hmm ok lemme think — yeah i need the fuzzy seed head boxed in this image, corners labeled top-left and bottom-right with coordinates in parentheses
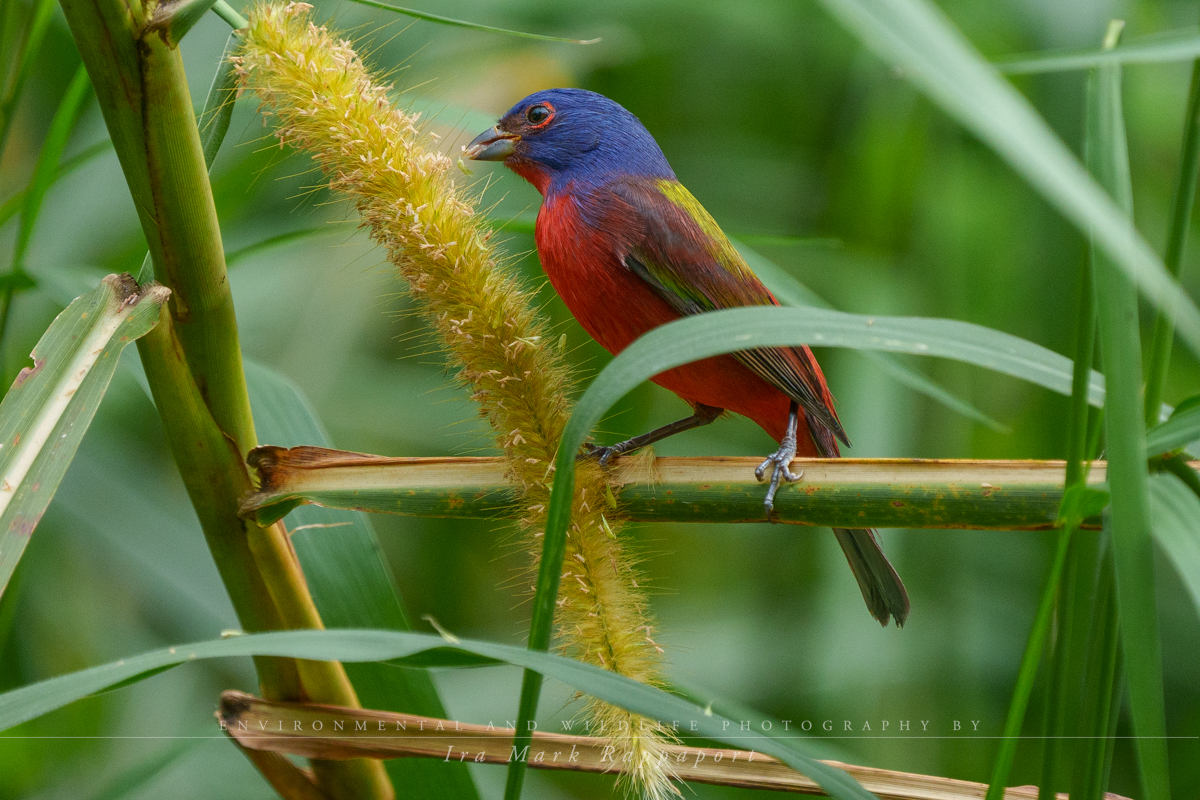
top-left (238, 5), bottom-right (676, 796)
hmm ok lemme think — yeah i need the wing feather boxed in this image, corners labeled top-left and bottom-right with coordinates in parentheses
top-left (605, 176), bottom-right (849, 446)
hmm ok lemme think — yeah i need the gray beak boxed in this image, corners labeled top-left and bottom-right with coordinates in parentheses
top-left (464, 126), bottom-right (519, 161)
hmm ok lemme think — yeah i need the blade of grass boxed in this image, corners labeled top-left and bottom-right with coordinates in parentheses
top-left (0, 629), bottom-right (877, 800)
top-left (999, 27), bottom-right (1200, 74)
top-left (1037, 52), bottom-right (1108, 790)
top-left (813, 0), bottom-right (1200, 362)
top-left (735, 240), bottom-right (1009, 433)
top-left (1145, 38), bottom-right (1200, 426)
top-left (510, 299), bottom-right (1115, 800)
top-left (1148, 472), bottom-right (1200, 614)
top-left (983, 487), bottom-right (1074, 800)
top-left (0, 140), bottom-right (113, 228)
top-left (245, 362), bottom-right (480, 800)
top-left (1146, 403), bottom-right (1200, 455)
top-left (0, 275), bottom-right (169, 598)
top-left (1, 64), bottom-right (92, 363)
top-left (0, 0), bottom-right (54, 156)
top-left (1087, 22), bottom-right (1171, 800)
top-left (340, 0), bottom-right (599, 44)
top-left (1069, 537), bottom-right (1122, 800)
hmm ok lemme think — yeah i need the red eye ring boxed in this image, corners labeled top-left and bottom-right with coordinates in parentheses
top-left (525, 102), bottom-right (555, 128)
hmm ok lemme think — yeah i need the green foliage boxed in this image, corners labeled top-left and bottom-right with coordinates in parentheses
top-left (0, 629), bottom-right (876, 800)
top-left (0, 275), bottom-right (168, 598)
top-left (1, 0), bottom-right (1196, 798)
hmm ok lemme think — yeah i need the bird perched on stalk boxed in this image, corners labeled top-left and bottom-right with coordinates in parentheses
top-left (465, 88), bottom-right (909, 626)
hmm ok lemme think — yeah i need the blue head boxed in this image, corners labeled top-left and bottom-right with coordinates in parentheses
top-left (464, 88), bottom-right (675, 195)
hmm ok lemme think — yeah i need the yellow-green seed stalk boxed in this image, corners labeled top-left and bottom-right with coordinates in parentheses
top-left (237, 4), bottom-right (675, 795)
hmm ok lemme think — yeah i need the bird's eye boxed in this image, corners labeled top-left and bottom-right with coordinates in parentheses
top-left (525, 104), bottom-right (553, 126)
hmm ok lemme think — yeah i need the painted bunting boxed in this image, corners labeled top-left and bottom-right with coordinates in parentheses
top-left (466, 89), bottom-right (909, 626)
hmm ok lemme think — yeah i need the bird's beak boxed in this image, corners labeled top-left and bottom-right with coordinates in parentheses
top-left (463, 126), bottom-right (519, 161)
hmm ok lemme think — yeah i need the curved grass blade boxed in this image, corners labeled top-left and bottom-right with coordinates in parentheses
top-left (813, 0), bottom-right (1200, 363)
top-left (511, 302), bottom-right (1113, 800)
top-left (1086, 30), bottom-right (1170, 800)
top-left (999, 28), bottom-right (1200, 75)
top-left (245, 362), bottom-right (480, 800)
top-left (0, 275), bottom-right (169, 599)
top-left (0, 0), bottom-right (55, 156)
top-left (10, 65), bottom-right (92, 272)
top-left (0, 140), bottom-right (113, 228)
top-left (1144, 41), bottom-right (1200, 424)
top-left (226, 226), bottom-right (336, 266)
top-left (735, 241), bottom-right (1010, 433)
top-left (0, 629), bottom-right (875, 800)
top-left (1148, 473), bottom-right (1200, 615)
top-left (342, 0), bottom-right (599, 44)
top-left (1146, 403), bottom-right (1200, 456)
top-left (198, 32), bottom-right (240, 169)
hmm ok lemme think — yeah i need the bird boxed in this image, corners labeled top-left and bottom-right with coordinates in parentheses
top-left (465, 88), bottom-right (909, 627)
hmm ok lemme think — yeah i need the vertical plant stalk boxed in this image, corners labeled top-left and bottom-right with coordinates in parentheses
top-left (1087, 20), bottom-right (1171, 800)
top-left (56, 2), bottom-right (392, 798)
top-left (236, 4), bottom-right (674, 796)
top-left (1144, 42), bottom-right (1200, 425)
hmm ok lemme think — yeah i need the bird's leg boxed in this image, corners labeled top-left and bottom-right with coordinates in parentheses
top-left (755, 401), bottom-right (804, 516)
top-left (580, 404), bottom-right (723, 467)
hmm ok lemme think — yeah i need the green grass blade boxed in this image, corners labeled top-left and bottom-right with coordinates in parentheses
top-left (198, 32), bottom-right (239, 170)
top-left (1148, 472), bottom-right (1200, 615)
top-left (225, 226), bottom-right (336, 266)
top-left (1146, 403), bottom-right (1200, 455)
top-left (1069, 537), bottom-right (1122, 800)
top-left (244, 362), bottom-right (480, 800)
top-left (999, 27), bottom-right (1200, 74)
top-left (1087, 26), bottom-right (1171, 800)
top-left (984, 523), bottom-right (1073, 800)
top-left (0, 629), bottom-right (877, 800)
top-left (0, 275), bottom-right (169, 599)
top-left (342, 0), bottom-right (599, 44)
top-left (1145, 50), bottom-right (1200, 424)
top-left (10, 64), bottom-right (92, 272)
top-left (735, 241), bottom-right (1010, 433)
top-left (514, 301), bottom-right (1114, 800)
top-left (0, 140), bottom-right (113, 228)
top-left (814, 0), bottom-right (1200, 362)
top-left (0, 0), bottom-right (54, 156)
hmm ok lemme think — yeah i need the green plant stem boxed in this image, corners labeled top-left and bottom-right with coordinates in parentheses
top-left (1144, 48), bottom-right (1200, 426)
top-left (57, 3), bottom-right (392, 798)
top-left (1069, 544), bottom-right (1122, 800)
top-left (984, 527), bottom-right (1072, 800)
top-left (1088, 20), bottom-right (1171, 800)
top-left (211, 0), bottom-right (248, 30)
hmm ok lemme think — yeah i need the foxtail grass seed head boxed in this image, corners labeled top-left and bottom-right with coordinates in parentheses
top-left (237, 4), bottom-right (675, 796)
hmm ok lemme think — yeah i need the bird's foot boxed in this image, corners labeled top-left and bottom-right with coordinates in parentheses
top-left (755, 437), bottom-right (803, 516)
top-left (578, 442), bottom-right (620, 467)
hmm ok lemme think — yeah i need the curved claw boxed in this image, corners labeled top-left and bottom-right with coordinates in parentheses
top-left (758, 448), bottom-right (803, 517)
top-left (577, 442), bottom-right (618, 466)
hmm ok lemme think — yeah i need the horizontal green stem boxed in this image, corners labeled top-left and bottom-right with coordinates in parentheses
top-left (242, 447), bottom-right (1115, 531)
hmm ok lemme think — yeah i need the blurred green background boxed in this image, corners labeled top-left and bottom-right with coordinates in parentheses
top-left (0, 0), bottom-right (1196, 798)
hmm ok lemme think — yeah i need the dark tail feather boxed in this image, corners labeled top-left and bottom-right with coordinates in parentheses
top-left (832, 528), bottom-right (910, 627)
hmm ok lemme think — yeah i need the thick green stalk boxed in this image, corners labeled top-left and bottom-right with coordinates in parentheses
top-left (1145, 50), bottom-right (1200, 425)
top-left (57, 3), bottom-right (392, 798)
top-left (1088, 21), bottom-right (1171, 800)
